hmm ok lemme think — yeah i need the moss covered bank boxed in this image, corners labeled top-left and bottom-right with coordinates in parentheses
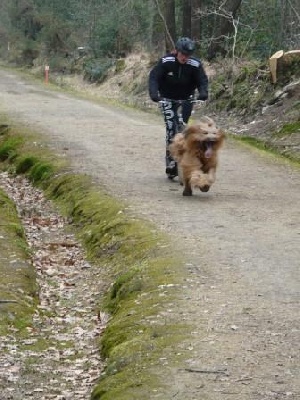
top-left (0, 115), bottom-right (196, 399)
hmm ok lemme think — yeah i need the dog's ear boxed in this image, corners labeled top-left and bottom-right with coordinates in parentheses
top-left (199, 116), bottom-right (215, 126)
top-left (169, 133), bottom-right (186, 160)
top-left (183, 125), bottom-right (199, 137)
top-left (198, 116), bottom-right (217, 131)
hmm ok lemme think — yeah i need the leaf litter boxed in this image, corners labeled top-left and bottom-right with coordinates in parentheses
top-left (0, 172), bottom-right (109, 399)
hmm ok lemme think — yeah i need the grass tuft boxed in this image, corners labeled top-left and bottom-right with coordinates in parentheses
top-left (15, 156), bottom-right (39, 174)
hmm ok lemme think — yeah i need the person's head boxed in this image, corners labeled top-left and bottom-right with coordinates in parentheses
top-left (175, 37), bottom-right (195, 64)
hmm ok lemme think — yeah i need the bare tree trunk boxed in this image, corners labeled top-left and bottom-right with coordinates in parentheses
top-left (191, 0), bottom-right (202, 41)
top-left (152, 0), bottom-right (176, 52)
top-left (164, 0), bottom-right (176, 51)
top-left (207, 0), bottom-right (242, 60)
top-left (182, 0), bottom-right (192, 37)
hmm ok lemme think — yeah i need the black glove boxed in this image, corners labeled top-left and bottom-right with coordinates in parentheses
top-left (150, 93), bottom-right (161, 103)
top-left (197, 91), bottom-right (208, 101)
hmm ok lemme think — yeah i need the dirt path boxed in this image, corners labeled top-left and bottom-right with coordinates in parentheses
top-left (0, 69), bottom-right (299, 399)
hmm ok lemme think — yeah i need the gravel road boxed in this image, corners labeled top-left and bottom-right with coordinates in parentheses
top-left (0, 69), bottom-right (299, 399)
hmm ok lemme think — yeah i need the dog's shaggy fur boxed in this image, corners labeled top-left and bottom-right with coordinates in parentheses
top-left (169, 116), bottom-right (225, 196)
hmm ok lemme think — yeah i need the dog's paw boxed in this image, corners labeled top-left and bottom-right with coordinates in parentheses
top-left (183, 187), bottom-right (193, 196)
top-left (200, 185), bottom-right (210, 192)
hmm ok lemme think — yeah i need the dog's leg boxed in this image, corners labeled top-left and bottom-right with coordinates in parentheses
top-left (183, 189), bottom-right (193, 196)
top-left (180, 166), bottom-right (193, 195)
top-left (183, 180), bottom-right (193, 196)
top-left (208, 168), bottom-right (216, 183)
top-left (200, 168), bottom-right (216, 192)
top-left (189, 167), bottom-right (217, 192)
top-left (178, 165), bottom-right (184, 186)
top-left (190, 171), bottom-right (210, 192)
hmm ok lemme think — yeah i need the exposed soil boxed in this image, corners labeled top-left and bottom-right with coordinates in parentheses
top-left (0, 67), bottom-right (299, 399)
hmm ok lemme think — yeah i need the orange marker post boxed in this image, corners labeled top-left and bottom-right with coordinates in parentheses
top-left (45, 65), bottom-right (50, 84)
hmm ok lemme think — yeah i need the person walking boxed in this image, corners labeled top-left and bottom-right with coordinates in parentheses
top-left (149, 37), bottom-right (209, 179)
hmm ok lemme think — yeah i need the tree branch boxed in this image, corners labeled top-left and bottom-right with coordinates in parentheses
top-left (153, 0), bottom-right (175, 49)
top-left (287, 0), bottom-right (300, 23)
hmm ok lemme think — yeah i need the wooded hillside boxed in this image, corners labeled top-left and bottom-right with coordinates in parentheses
top-left (0, 0), bottom-right (299, 74)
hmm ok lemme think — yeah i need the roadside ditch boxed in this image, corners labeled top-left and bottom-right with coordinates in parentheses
top-left (0, 120), bottom-right (191, 399)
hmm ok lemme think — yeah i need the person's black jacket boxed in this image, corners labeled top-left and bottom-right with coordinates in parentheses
top-left (149, 53), bottom-right (208, 102)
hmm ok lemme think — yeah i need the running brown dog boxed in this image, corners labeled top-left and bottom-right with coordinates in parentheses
top-left (169, 116), bottom-right (225, 196)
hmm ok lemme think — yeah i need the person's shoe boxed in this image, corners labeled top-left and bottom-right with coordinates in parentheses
top-left (167, 173), bottom-right (176, 180)
top-left (166, 161), bottom-right (178, 178)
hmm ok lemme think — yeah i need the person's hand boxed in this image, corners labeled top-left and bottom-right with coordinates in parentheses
top-left (197, 91), bottom-right (208, 101)
top-left (150, 93), bottom-right (161, 102)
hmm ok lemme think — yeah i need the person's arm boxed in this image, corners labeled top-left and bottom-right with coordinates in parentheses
top-left (149, 60), bottom-right (164, 102)
top-left (196, 62), bottom-right (209, 101)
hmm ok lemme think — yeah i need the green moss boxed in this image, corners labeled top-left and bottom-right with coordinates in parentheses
top-left (0, 124), bottom-right (65, 182)
top-left (234, 135), bottom-right (269, 149)
top-left (16, 155), bottom-right (39, 174)
top-left (232, 134), bottom-right (300, 165)
top-left (0, 189), bottom-right (38, 335)
top-left (0, 124), bottom-right (10, 135)
top-left (108, 267), bottom-right (143, 309)
top-left (29, 161), bottom-right (54, 182)
top-left (91, 368), bottom-right (159, 400)
top-left (46, 173), bottom-right (168, 264)
top-left (273, 121), bottom-right (300, 138)
top-left (92, 317), bottom-right (190, 398)
top-left (0, 136), bottom-right (23, 161)
top-left (115, 58), bottom-right (126, 74)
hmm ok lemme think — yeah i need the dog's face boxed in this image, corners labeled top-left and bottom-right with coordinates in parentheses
top-left (183, 117), bottom-right (225, 159)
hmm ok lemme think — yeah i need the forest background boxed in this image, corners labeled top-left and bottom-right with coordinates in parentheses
top-left (0, 0), bottom-right (299, 77)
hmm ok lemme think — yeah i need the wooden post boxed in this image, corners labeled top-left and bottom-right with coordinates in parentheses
top-left (269, 50), bottom-right (283, 84)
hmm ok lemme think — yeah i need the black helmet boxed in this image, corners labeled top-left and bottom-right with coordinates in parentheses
top-left (175, 37), bottom-right (195, 55)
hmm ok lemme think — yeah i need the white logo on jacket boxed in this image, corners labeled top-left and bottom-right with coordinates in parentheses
top-left (187, 59), bottom-right (200, 68)
top-left (162, 56), bottom-right (176, 63)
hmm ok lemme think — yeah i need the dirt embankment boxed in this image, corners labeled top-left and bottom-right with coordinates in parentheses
top-left (57, 53), bottom-right (300, 162)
